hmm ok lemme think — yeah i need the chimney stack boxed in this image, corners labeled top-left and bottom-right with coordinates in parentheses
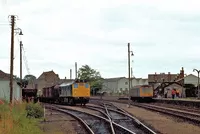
top-left (154, 72), bottom-right (157, 82)
top-left (168, 72), bottom-right (171, 82)
top-left (180, 67), bottom-right (184, 78)
top-left (70, 69), bottom-right (72, 79)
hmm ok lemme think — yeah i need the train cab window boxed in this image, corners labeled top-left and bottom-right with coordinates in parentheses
top-left (74, 83), bottom-right (78, 88)
top-left (85, 83), bottom-right (89, 88)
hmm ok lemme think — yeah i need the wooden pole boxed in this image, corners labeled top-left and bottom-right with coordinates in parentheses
top-left (9, 15), bottom-right (15, 104)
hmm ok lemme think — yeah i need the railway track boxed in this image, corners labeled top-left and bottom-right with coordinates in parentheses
top-left (132, 103), bottom-right (200, 125)
top-left (90, 99), bottom-right (200, 125)
top-left (86, 102), bottom-right (156, 134)
top-left (150, 102), bottom-right (200, 114)
top-left (45, 103), bottom-right (156, 134)
top-left (45, 104), bottom-right (95, 134)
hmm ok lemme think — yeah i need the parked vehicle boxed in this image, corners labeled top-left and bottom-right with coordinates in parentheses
top-left (130, 85), bottom-right (153, 102)
top-left (38, 79), bottom-right (90, 105)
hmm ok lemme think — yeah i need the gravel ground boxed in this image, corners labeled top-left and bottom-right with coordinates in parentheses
top-left (62, 105), bottom-right (102, 115)
top-left (91, 96), bottom-right (200, 134)
top-left (39, 109), bottom-right (88, 134)
top-left (111, 102), bottom-right (200, 134)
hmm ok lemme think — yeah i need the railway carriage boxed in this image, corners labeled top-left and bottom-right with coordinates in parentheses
top-left (130, 85), bottom-right (153, 102)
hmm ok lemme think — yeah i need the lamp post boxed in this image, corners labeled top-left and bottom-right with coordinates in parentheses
top-left (127, 43), bottom-right (134, 108)
top-left (193, 69), bottom-right (200, 99)
top-left (15, 28), bottom-right (24, 83)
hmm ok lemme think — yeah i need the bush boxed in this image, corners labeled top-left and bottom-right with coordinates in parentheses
top-left (26, 103), bottom-right (44, 118)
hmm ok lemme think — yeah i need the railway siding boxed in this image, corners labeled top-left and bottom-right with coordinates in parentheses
top-left (110, 102), bottom-right (200, 134)
top-left (39, 109), bottom-right (87, 134)
top-left (90, 98), bottom-right (200, 134)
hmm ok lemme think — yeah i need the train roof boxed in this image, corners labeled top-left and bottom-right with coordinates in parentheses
top-left (59, 81), bottom-right (74, 87)
top-left (42, 79), bottom-right (89, 89)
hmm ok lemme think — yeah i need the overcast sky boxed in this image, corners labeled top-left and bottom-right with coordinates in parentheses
top-left (0, 0), bottom-right (200, 79)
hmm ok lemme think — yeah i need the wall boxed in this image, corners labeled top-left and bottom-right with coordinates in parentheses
top-left (102, 79), bottom-right (119, 93)
top-left (0, 80), bottom-right (21, 102)
top-left (102, 77), bottom-right (148, 93)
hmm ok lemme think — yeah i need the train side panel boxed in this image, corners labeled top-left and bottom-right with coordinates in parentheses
top-left (129, 87), bottom-right (140, 97)
top-left (59, 85), bottom-right (72, 97)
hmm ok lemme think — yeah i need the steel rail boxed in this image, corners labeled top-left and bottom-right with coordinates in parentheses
top-left (104, 103), bottom-right (116, 134)
top-left (45, 105), bottom-right (95, 134)
top-left (132, 103), bottom-right (200, 125)
top-left (48, 104), bottom-right (136, 134)
top-left (86, 104), bottom-right (156, 134)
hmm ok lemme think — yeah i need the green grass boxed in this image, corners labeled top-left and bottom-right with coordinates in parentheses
top-left (0, 102), bottom-right (44, 134)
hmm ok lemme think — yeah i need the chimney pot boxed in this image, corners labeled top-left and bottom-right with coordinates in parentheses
top-left (65, 77), bottom-right (66, 79)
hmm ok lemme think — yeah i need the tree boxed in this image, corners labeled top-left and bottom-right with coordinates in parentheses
top-left (13, 75), bottom-right (20, 81)
top-left (24, 74), bottom-right (36, 82)
top-left (78, 65), bottom-right (103, 94)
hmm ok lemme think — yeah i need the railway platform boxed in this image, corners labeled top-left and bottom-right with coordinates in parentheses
top-left (153, 98), bottom-right (200, 108)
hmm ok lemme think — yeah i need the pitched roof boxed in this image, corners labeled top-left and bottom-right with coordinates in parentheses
top-left (0, 70), bottom-right (10, 80)
top-left (148, 74), bottom-right (178, 83)
top-left (37, 70), bottom-right (60, 79)
top-left (174, 74), bottom-right (199, 82)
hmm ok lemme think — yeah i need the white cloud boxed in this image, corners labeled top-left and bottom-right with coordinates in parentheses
top-left (0, 0), bottom-right (200, 79)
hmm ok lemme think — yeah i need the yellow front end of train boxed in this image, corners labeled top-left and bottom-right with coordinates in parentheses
top-left (139, 85), bottom-right (153, 97)
top-left (72, 82), bottom-right (90, 97)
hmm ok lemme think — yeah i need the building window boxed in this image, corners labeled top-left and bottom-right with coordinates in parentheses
top-left (120, 88), bottom-right (122, 90)
top-left (125, 82), bottom-right (128, 85)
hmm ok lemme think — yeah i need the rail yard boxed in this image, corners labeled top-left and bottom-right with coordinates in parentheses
top-left (2, 1), bottom-right (200, 134)
top-left (39, 96), bottom-right (200, 134)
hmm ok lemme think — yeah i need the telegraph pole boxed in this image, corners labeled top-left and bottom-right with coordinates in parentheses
top-left (70, 69), bottom-right (72, 79)
top-left (128, 43), bottom-right (131, 107)
top-left (75, 62), bottom-right (77, 79)
top-left (127, 43), bottom-right (134, 107)
top-left (131, 67), bottom-right (133, 88)
top-left (20, 41), bottom-right (23, 83)
top-left (20, 41), bottom-right (23, 99)
top-left (9, 15), bottom-right (16, 104)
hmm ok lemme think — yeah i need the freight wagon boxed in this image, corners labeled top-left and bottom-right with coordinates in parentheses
top-left (130, 85), bottom-right (153, 102)
top-left (38, 79), bottom-right (90, 105)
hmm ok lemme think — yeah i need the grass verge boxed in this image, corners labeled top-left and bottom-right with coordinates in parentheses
top-left (0, 101), bottom-right (44, 134)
